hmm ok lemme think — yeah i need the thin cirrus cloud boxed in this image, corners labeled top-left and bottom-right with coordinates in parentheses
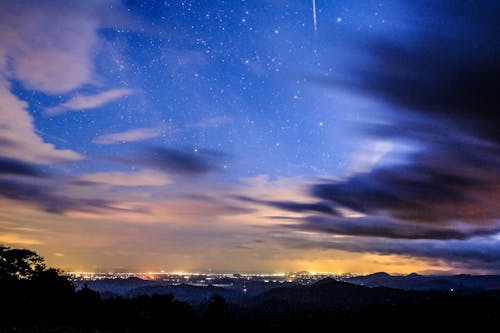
top-left (0, 168), bottom-right (154, 215)
top-left (45, 88), bottom-right (135, 116)
top-left (79, 170), bottom-right (171, 187)
top-left (115, 146), bottom-right (227, 176)
top-left (0, 161), bottom-right (167, 214)
top-left (235, 195), bottom-right (338, 216)
top-left (140, 146), bottom-right (226, 175)
top-left (93, 127), bottom-right (162, 145)
top-left (0, 233), bottom-right (44, 246)
top-left (0, 178), bottom-right (115, 214)
top-left (93, 116), bottom-right (232, 146)
top-left (284, 216), bottom-right (500, 241)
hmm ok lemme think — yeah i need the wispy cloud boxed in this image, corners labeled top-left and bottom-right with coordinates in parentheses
top-left (93, 127), bottom-right (162, 144)
top-left (346, 140), bottom-right (392, 176)
top-left (109, 146), bottom-right (229, 176)
top-left (92, 117), bottom-right (231, 147)
top-left (284, 216), bottom-right (500, 241)
top-left (46, 88), bottom-right (135, 115)
top-left (127, 146), bottom-right (227, 175)
top-left (79, 170), bottom-right (171, 187)
top-left (235, 195), bottom-right (338, 215)
top-left (0, 233), bottom-right (44, 246)
top-left (0, 178), bottom-right (115, 214)
top-left (0, 1), bottom-right (130, 164)
top-left (0, 79), bottom-right (82, 164)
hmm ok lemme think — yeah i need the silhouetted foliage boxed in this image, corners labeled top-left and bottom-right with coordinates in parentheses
top-left (0, 245), bottom-right (46, 280)
top-left (204, 293), bottom-right (230, 320)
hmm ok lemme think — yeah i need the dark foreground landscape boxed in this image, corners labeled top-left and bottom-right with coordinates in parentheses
top-left (1, 245), bottom-right (500, 332)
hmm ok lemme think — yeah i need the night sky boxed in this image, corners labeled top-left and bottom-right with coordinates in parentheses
top-left (1, 0), bottom-right (499, 274)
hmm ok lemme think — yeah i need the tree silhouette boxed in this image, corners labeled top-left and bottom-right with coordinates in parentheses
top-left (204, 293), bottom-right (231, 323)
top-left (0, 245), bottom-right (46, 280)
top-left (0, 245), bottom-right (76, 328)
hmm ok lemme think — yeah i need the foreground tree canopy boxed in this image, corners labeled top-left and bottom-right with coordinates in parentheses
top-left (0, 245), bottom-right (47, 280)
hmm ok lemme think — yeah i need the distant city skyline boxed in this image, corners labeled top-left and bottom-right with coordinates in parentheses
top-left (1, 1), bottom-right (499, 274)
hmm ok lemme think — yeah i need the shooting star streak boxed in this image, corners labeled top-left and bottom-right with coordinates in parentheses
top-left (312, 0), bottom-right (317, 31)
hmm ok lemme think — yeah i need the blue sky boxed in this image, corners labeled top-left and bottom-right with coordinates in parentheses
top-left (0, 0), bottom-right (499, 274)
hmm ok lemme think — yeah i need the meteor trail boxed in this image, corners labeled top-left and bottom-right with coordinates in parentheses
top-left (312, 0), bottom-right (317, 31)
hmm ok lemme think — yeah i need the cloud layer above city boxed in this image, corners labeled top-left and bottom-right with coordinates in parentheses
top-left (0, 0), bottom-right (499, 274)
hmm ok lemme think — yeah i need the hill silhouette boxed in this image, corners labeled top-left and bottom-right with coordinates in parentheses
top-left (347, 272), bottom-right (500, 290)
top-left (248, 277), bottom-right (419, 315)
top-left (236, 276), bottom-right (500, 332)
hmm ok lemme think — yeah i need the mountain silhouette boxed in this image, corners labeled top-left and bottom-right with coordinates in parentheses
top-left (347, 272), bottom-right (500, 290)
